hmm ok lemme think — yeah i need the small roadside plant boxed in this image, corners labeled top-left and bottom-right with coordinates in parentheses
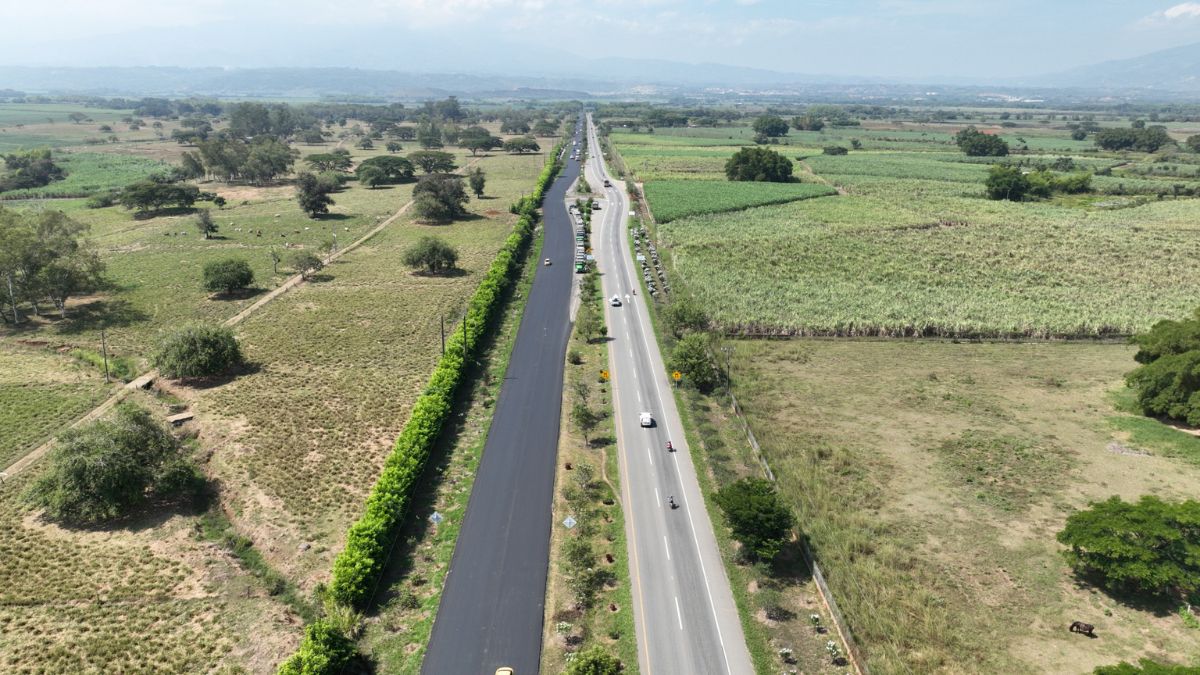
top-left (152, 323), bottom-right (243, 379)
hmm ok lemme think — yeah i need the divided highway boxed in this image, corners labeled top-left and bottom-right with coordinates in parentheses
top-left (422, 119), bottom-right (584, 675)
top-left (583, 115), bottom-right (754, 674)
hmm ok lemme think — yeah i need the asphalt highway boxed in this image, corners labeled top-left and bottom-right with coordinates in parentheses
top-left (584, 114), bottom-right (755, 675)
top-left (422, 117), bottom-right (585, 675)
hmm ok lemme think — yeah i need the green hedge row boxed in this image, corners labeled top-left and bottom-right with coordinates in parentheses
top-left (277, 143), bottom-right (564, 674)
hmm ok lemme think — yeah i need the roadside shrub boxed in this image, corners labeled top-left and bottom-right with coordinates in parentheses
top-left (202, 258), bottom-right (254, 295)
top-left (152, 323), bottom-right (243, 379)
top-left (715, 478), bottom-right (794, 563)
top-left (277, 619), bottom-right (356, 675)
top-left (322, 143), bottom-right (564, 614)
top-left (1057, 495), bottom-right (1200, 599)
top-left (24, 404), bottom-right (199, 525)
top-left (566, 645), bottom-right (622, 675)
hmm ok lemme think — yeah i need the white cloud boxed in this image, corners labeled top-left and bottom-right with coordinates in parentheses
top-left (1138, 2), bottom-right (1200, 26)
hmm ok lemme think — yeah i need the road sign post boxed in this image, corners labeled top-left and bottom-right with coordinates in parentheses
top-left (672, 370), bottom-right (682, 387)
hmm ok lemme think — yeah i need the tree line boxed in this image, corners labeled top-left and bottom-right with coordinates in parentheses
top-left (0, 207), bottom-right (103, 323)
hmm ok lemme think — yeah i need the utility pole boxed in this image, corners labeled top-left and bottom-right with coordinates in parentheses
top-left (100, 326), bottom-right (111, 383)
top-left (440, 314), bottom-right (445, 355)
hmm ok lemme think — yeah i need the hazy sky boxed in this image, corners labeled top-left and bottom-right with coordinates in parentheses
top-left (4, 0), bottom-right (1200, 79)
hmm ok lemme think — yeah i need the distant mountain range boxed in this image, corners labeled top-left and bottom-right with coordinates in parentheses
top-left (1030, 41), bottom-right (1200, 92)
top-left (3, 40), bottom-right (1200, 100)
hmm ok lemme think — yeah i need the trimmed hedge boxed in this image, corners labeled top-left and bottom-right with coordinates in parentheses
top-left (277, 141), bottom-right (565, 673)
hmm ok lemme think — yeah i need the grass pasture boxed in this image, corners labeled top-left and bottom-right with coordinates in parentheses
top-left (728, 339), bottom-right (1200, 673)
top-left (0, 151), bottom-right (169, 199)
top-left (643, 179), bottom-right (836, 222)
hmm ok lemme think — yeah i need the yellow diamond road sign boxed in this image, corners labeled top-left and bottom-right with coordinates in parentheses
top-left (672, 371), bottom-right (682, 381)
top-left (600, 370), bottom-right (610, 381)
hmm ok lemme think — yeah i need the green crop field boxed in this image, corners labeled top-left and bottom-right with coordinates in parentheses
top-left (610, 122), bottom-right (1200, 337)
top-left (0, 151), bottom-right (169, 199)
top-left (0, 345), bottom-right (114, 470)
top-left (725, 339), bottom-right (1200, 673)
top-left (643, 179), bottom-right (836, 222)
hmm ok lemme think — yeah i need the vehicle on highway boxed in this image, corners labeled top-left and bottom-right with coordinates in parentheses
top-left (668, 495), bottom-right (678, 509)
top-left (666, 440), bottom-right (673, 451)
top-left (603, 179), bottom-right (612, 187)
top-left (544, 258), bottom-right (551, 266)
top-left (610, 295), bottom-right (622, 307)
top-left (639, 412), bottom-right (653, 427)
top-left (591, 201), bottom-right (602, 210)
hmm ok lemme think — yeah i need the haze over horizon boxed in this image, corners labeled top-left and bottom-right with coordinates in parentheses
top-left (5, 0), bottom-right (1200, 82)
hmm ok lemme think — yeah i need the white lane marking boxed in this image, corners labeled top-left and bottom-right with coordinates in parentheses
top-left (593, 118), bottom-right (736, 675)
top-left (654, 487), bottom-right (660, 505)
top-left (675, 596), bottom-right (684, 631)
top-left (664, 535), bottom-right (671, 561)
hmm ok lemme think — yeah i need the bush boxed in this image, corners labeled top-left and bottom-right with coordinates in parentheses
top-left (276, 619), bottom-right (356, 675)
top-left (668, 333), bottom-right (723, 393)
top-left (715, 478), bottom-right (794, 562)
top-left (202, 258), bottom-right (254, 295)
top-left (152, 323), bottom-right (243, 379)
top-left (822, 146), bottom-right (848, 155)
top-left (1057, 495), bottom-right (1200, 599)
top-left (566, 645), bottom-right (622, 675)
top-left (412, 174), bottom-right (469, 222)
top-left (402, 236), bottom-right (459, 275)
top-left (291, 251), bottom-right (324, 279)
top-left (23, 404), bottom-right (198, 525)
top-left (1126, 309), bottom-right (1200, 425)
top-left (955, 126), bottom-right (1009, 157)
top-left (725, 146), bottom-right (793, 183)
top-left (85, 191), bottom-right (118, 209)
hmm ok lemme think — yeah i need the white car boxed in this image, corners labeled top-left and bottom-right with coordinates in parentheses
top-left (610, 295), bottom-right (622, 307)
top-left (639, 412), bottom-right (654, 427)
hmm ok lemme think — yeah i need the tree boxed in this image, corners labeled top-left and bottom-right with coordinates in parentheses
top-left (417, 123), bottom-right (443, 149)
top-left (277, 619), bottom-right (357, 675)
top-left (296, 172), bottom-right (334, 218)
top-left (985, 164), bottom-right (1030, 201)
top-left (668, 332), bottom-right (723, 393)
top-left (241, 138), bottom-right (299, 183)
top-left (401, 236), bottom-right (459, 274)
top-left (355, 155), bottom-right (414, 184)
top-left (1071, 128), bottom-right (1088, 141)
top-left (532, 118), bottom-right (560, 137)
top-left (357, 165), bottom-right (386, 189)
top-left (23, 404), bottom-right (199, 525)
top-left (715, 478), bottom-right (794, 562)
top-left (459, 128), bottom-right (502, 156)
top-left (571, 402), bottom-right (601, 446)
top-left (1094, 126), bottom-right (1174, 153)
top-left (502, 136), bottom-right (540, 153)
top-left (662, 296), bottom-right (708, 338)
top-left (1, 148), bottom-right (66, 193)
top-left (304, 150), bottom-right (353, 173)
top-left (202, 258), bottom-right (254, 295)
top-left (792, 114), bottom-right (825, 132)
top-left (386, 140), bottom-right (402, 153)
top-left (1131, 310), bottom-right (1200, 364)
top-left (194, 209), bottom-right (218, 239)
top-left (1125, 350), bottom-right (1200, 426)
top-left (270, 248), bottom-right (281, 275)
top-left (566, 646), bottom-right (622, 675)
top-left (407, 150), bottom-right (457, 174)
top-left (153, 323), bottom-right (243, 379)
top-left (119, 180), bottom-right (200, 213)
top-left (955, 126), bottom-right (1009, 157)
top-left (179, 151), bottom-right (205, 179)
top-left (291, 251), bottom-right (324, 279)
top-left (467, 167), bottom-right (485, 197)
top-left (356, 137), bottom-right (374, 150)
top-left (724, 146), bottom-right (793, 182)
top-left (412, 174), bottom-right (469, 222)
top-left (1057, 495), bottom-right (1200, 600)
top-left (1187, 135), bottom-right (1200, 153)
top-left (0, 208), bottom-right (103, 321)
top-left (752, 115), bottom-right (790, 138)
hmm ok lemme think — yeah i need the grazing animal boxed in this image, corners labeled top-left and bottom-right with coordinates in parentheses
top-left (1068, 621), bottom-right (1095, 637)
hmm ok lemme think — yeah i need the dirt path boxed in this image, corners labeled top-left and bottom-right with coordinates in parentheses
top-left (2, 157), bottom-right (484, 480)
top-left (797, 160), bottom-right (848, 195)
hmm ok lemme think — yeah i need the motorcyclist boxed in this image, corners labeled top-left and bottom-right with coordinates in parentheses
top-left (666, 440), bottom-right (673, 451)
top-left (668, 496), bottom-right (677, 509)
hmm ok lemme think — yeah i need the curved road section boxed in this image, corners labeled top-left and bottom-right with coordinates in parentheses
top-left (422, 119), bottom-right (584, 675)
top-left (584, 115), bottom-right (754, 674)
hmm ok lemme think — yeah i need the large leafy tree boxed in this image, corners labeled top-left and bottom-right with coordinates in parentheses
top-left (1126, 309), bottom-right (1200, 425)
top-left (502, 136), bottom-right (540, 154)
top-left (355, 155), bottom-right (414, 184)
top-left (1057, 495), bottom-right (1200, 600)
top-left (153, 323), bottom-right (243, 379)
top-left (202, 258), bottom-right (254, 295)
top-left (304, 150), bottom-right (353, 173)
top-left (724, 146), bottom-right (793, 182)
top-left (119, 181), bottom-right (201, 213)
top-left (407, 150), bottom-right (457, 174)
top-left (0, 207), bottom-right (104, 321)
top-left (715, 478), bottom-right (795, 562)
top-left (412, 174), bottom-right (469, 222)
top-left (459, 127), bottom-right (502, 156)
top-left (752, 115), bottom-right (790, 138)
top-left (295, 172), bottom-right (335, 218)
top-left (955, 126), bottom-right (1009, 157)
top-left (24, 404), bottom-right (199, 525)
top-left (401, 236), bottom-right (459, 274)
top-left (668, 332), bottom-right (723, 393)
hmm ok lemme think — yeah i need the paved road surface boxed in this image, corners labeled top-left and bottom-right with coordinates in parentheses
top-left (584, 115), bottom-right (755, 675)
top-left (422, 118), bottom-right (584, 675)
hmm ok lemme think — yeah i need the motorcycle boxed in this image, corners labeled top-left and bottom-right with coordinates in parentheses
top-left (668, 496), bottom-right (678, 509)
top-left (666, 440), bottom-right (674, 452)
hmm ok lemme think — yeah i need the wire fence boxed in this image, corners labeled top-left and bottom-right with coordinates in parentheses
top-left (729, 393), bottom-right (869, 675)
